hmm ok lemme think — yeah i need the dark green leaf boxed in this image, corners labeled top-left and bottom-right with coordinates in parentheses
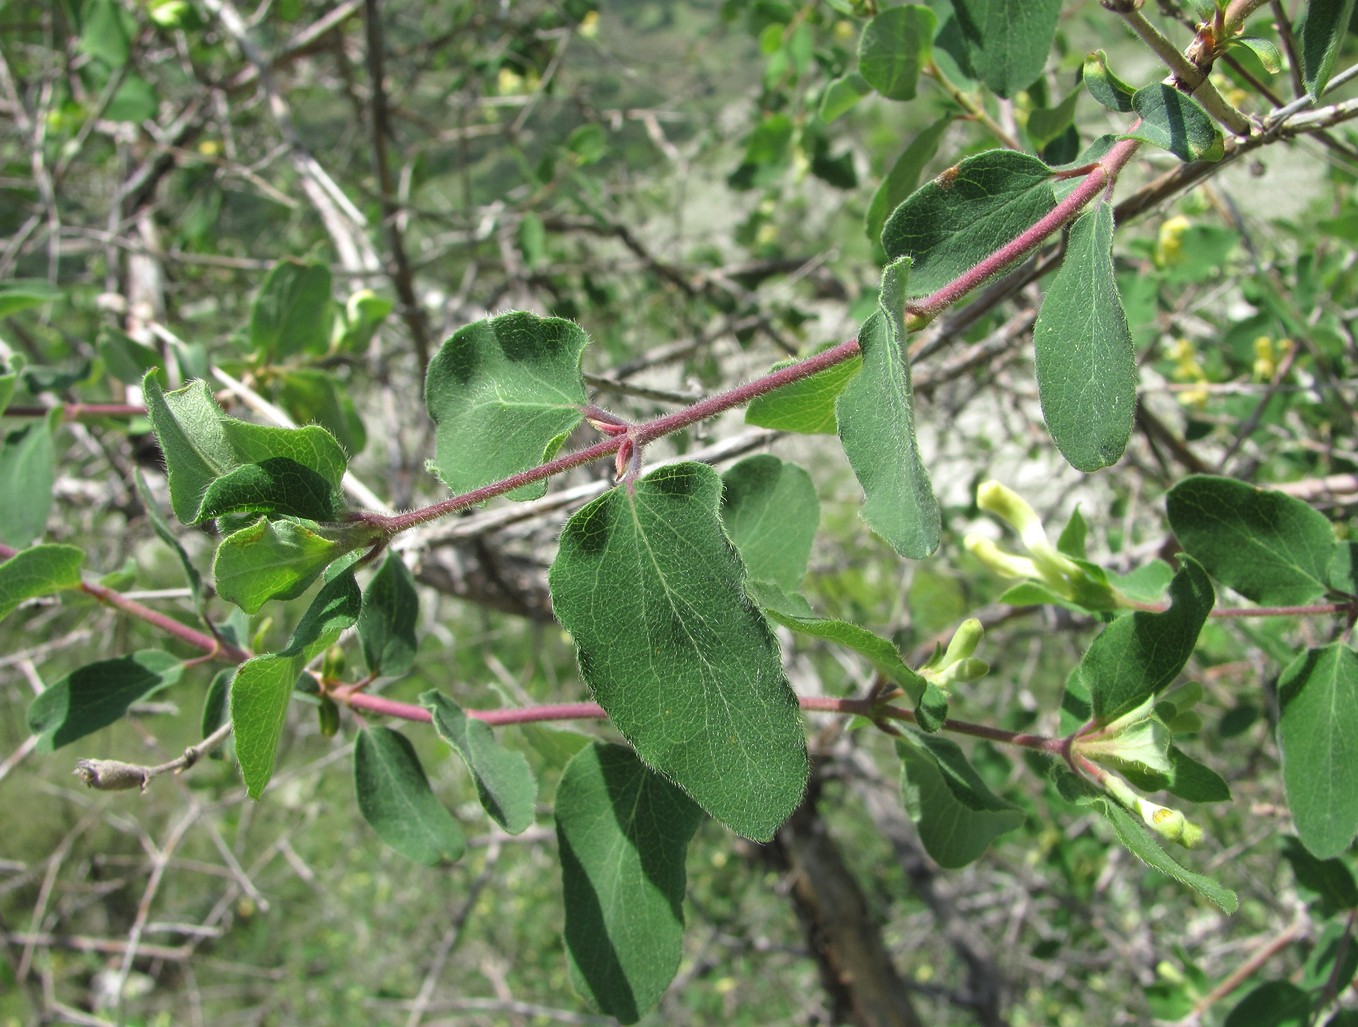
top-left (882, 150), bottom-right (1056, 297)
top-left (951, 0), bottom-right (1061, 97)
top-left (720, 455), bottom-right (819, 594)
top-left (198, 457), bottom-right (343, 522)
top-left (0, 408), bottom-right (58, 547)
top-left (1281, 835), bottom-right (1358, 916)
top-left (1221, 981), bottom-right (1312, 1027)
top-left (276, 368), bottom-right (367, 456)
top-left (857, 6), bottom-right (935, 101)
top-left (1083, 559), bottom-right (1214, 724)
top-left (1027, 88), bottom-right (1081, 148)
top-left (555, 743), bottom-right (703, 1024)
top-left (1056, 507), bottom-right (1088, 560)
top-left (1126, 85), bottom-right (1224, 162)
top-left (1083, 50), bottom-right (1136, 113)
top-left (354, 727), bottom-right (466, 865)
top-left (1165, 747), bottom-right (1231, 804)
top-left (213, 518), bottom-right (357, 614)
top-left (1298, 0), bottom-right (1357, 99)
top-left (549, 463), bottom-right (808, 841)
top-left (421, 691), bottom-right (537, 834)
top-left (425, 311), bottom-right (588, 501)
top-left (898, 733), bottom-right (1023, 867)
top-left (744, 351), bottom-right (861, 434)
top-left (1034, 201), bottom-right (1136, 471)
top-left (358, 551), bottom-right (419, 677)
top-left (201, 668), bottom-right (231, 740)
top-left (28, 650), bottom-right (182, 751)
top-left (836, 257), bottom-right (940, 558)
top-left (0, 543), bottom-right (84, 623)
top-left (282, 571), bottom-right (361, 661)
top-left (866, 114), bottom-right (952, 245)
top-left (1330, 541), bottom-right (1358, 596)
top-left (249, 259), bottom-right (333, 360)
top-left (1278, 643), bottom-right (1358, 858)
top-left (1167, 476), bottom-right (1334, 605)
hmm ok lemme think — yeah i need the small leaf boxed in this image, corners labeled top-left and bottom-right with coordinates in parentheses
top-left (819, 72), bottom-right (871, 123)
top-left (1298, 0), bottom-right (1357, 99)
top-left (354, 727), bottom-right (466, 865)
top-left (213, 518), bottom-right (357, 614)
top-left (897, 733), bottom-right (1022, 868)
top-left (1083, 559), bottom-right (1214, 725)
top-left (1083, 50), bottom-right (1136, 113)
top-left (1231, 35), bottom-right (1284, 75)
top-left (865, 114), bottom-right (952, 245)
top-left (143, 373), bottom-right (348, 525)
top-left (282, 571), bottom-right (361, 661)
top-left (744, 351), bottom-right (861, 434)
top-left (249, 259), bottom-right (333, 361)
top-left (720, 455), bottom-right (819, 594)
top-left (358, 551), bottom-right (420, 677)
top-left (79, 0), bottom-right (131, 66)
top-left (276, 368), bottom-right (367, 456)
top-left (857, 5), bottom-right (935, 101)
top-left (231, 653), bottom-right (303, 798)
top-left (1281, 836), bottom-right (1358, 916)
top-left (1034, 201), bottom-right (1136, 471)
top-left (198, 458), bottom-right (344, 522)
top-left (135, 470), bottom-right (204, 607)
top-left (1126, 85), bottom-right (1224, 162)
top-left (882, 150), bottom-right (1056, 297)
top-left (1278, 643), bottom-right (1358, 858)
top-left (1221, 981), bottom-right (1312, 1027)
top-left (421, 691), bottom-right (537, 834)
top-left (1026, 88), bottom-right (1081, 148)
top-left (425, 311), bottom-right (588, 501)
top-left (549, 463), bottom-right (808, 841)
top-left (556, 743), bottom-right (704, 1024)
top-left (28, 650), bottom-right (182, 751)
top-left (0, 407), bottom-right (58, 547)
top-left (0, 543), bottom-right (84, 623)
top-left (1167, 476), bottom-right (1335, 605)
top-left (836, 257), bottom-right (940, 558)
top-left (951, 0), bottom-right (1061, 97)
top-left (1165, 747), bottom-right (1231, 804)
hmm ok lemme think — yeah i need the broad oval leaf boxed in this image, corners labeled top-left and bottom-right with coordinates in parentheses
top-left (354, 727), bottom-right (466, 865)
top-left (951, 0), bottom-right (1061, 98)
top-left (898, 732), bottom-right (1022, 867)
top-left (358, 550), bottom-right (420, 677)
top-left (548, 462), bottom-right (808, 841)
top-left (836, 257), bottom-right (940, 558)
top-left (1082, 558), bottom-right (1214, 725)
top-left (1167, 476), bottom-right (1335, 605)
top-left (0, 543), bottom-right (84, 623)
top-left (555, 742), bottom-right (704, 1024)
top-left (1034, 201), bottom-right (1136, 472)
top-left (421, 690), bottom-right (537, 834)
top-left (213, 517), bottom-right (356, 614)
top-left (1126, 85), bottom-right (1224, 163)
top-left (425, 311), bottom-right (588, 501)
top-left (28, 650), bottom-right (182, 751)
top-left (857, 5), bottom-right (935, 102)
top-left (249, 259), bottom-right (333, 361)
top-left (1278, 644), bottom-right (1358, 859)
top-left (720, 455), bottom-right (819, 594)
top-left (881, 150), bottom-right (1056, 297)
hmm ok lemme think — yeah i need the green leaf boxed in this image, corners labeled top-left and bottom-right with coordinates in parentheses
top-left (836, 257), bottom-right (940, 558)
top-left (198, 458), bottom-right (345, 522)
top-left (249, 259), bottom-right (333, 361)
top-left (0, 407), bottom-right (58, 547)
top-left (358, 551), bottom-right (419, 677)
top-left (425, 311), bottom-right (588, 501)
top-left (857, 5), bottom-right (935, 101)
top-left (1083, 50), bottom-right (1136, 113)
top-left (0, 280), bottom-right (62, 319)
top-left (276, 368), bottom-right (367, 456)
top-left (421, 691), bottom-right (537, 834)
top-left (135, 469), bottom-right (204, 606)
top-left (865, 114), bottom-right (951, 245)
top-left (881, 150), bottom-right (1056, 297)
top-left (1165, 747), bottom-right (1231, 804)
top-left (0, 543), bottom-right (84, 623)
top-left (1281, 836), bottom-right (1358, 916)
top-left (213, 518), bottom-right (356, 614)
top-left (1167, 476), bottom-right (1335, 605)
top-left (1027, 88), bottom-right (1081, 148)
top-left (1059, 771), bottom-right (1237, 911)
top-left (282, 571), bottom-right (361, 661)
top-left (951, 0), bottom-right (1061, 97)
top-left (1126, 85), bottom-right (1224, 162)
top-left (230, 653), bottom-right (302, 798)
top-left (1298, 0), bottom-right (1357, 99)
top-left (354, 727), bottom-right (466, 865)
top-left (1034, 201), bottom-right (1136, 472)
top-left (1231, 35), bottom-right (1284, 75)
top-left (819, 72), bottom-right (871, 123)
top-left (98, 328), bottom-right (161, 385)
top-left (744, 351), bottom-right (861, 434)
top-left (79, 0), bottom-right (131, 66)
top-left (28, 650), bottom-right (182, 751)
top-left (143, 373), bottom-right (348, 524)
top-left (549, 463), bottom-right (808, 841)
top-left (720, 455), bottom-right (819, 594)
top-left (1278, 643), bottom-right (1358, 858)
top-left (0, 357), bottom-right (20, 417)
top-left (897, 733), bottom-right (1023, 868)
top-left (1330, 541), bottom-right (1358, 596)
top-left (1222, 981), bottom-right (1312, 1027)
top-left (555, 743), bottom-right (704, 1024)
top-left (1083, 559), bottom-right (1214, 724)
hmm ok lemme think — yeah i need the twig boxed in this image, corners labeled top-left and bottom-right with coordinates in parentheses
top-left (72, 721), bottom-right (235, 794)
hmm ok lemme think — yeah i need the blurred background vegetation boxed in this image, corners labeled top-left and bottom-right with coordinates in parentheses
top-left (2, 0), bottom-right (1357, 1024)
